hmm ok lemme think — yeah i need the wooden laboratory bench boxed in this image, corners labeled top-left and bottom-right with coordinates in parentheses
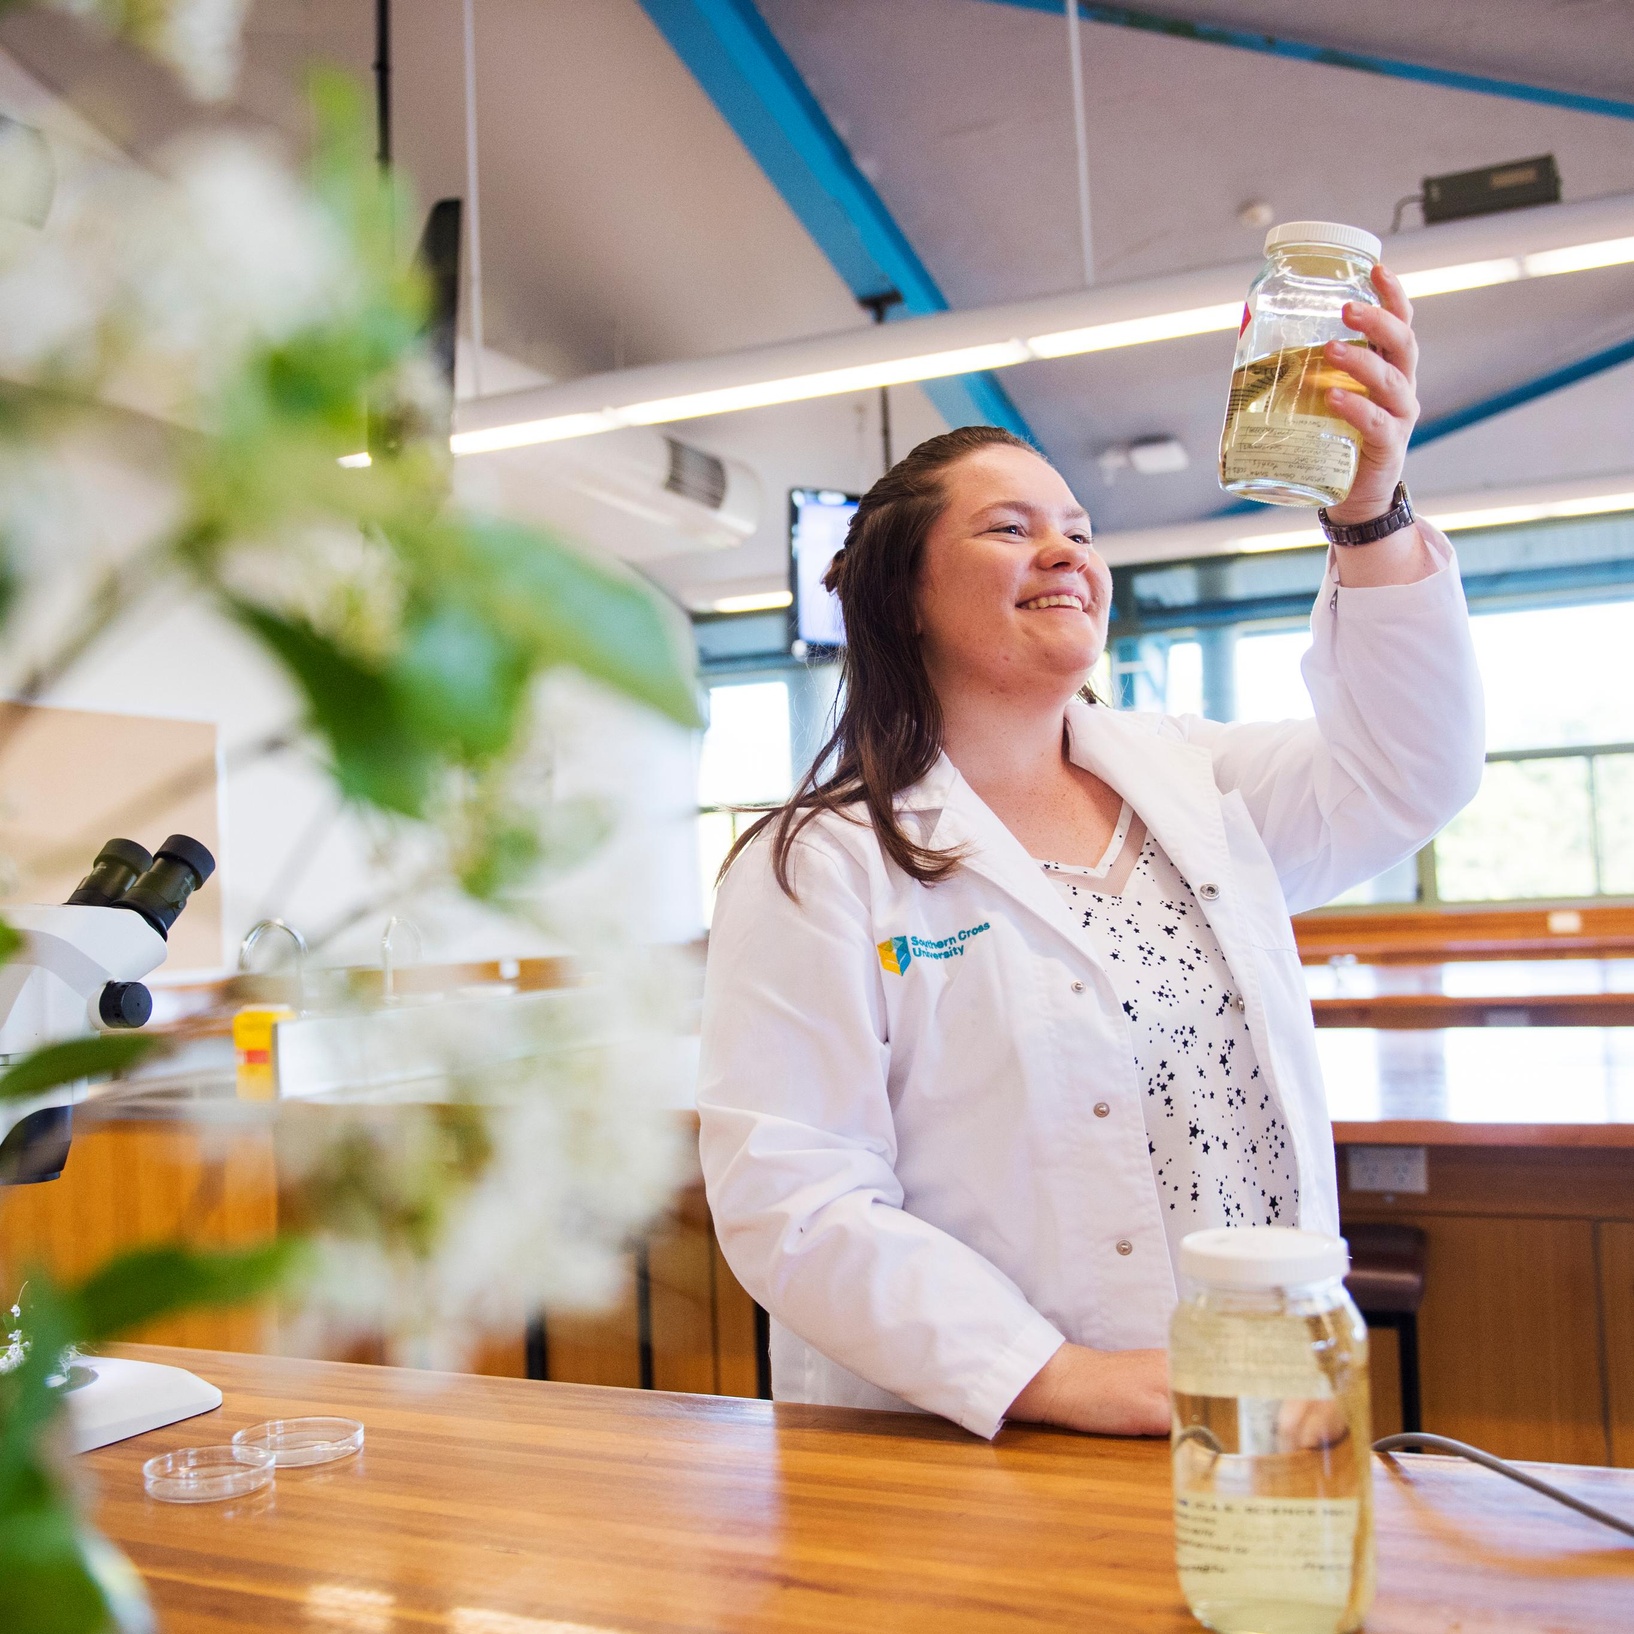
top-left (1327, 1026), bottom-right (1634, 1469)
top-left (1295, 901), bottom-right (1634, 965)
top-left (8, 1027), bottom-right (1632, 1476)
top-left (89, 1345), bottom-right (1634, 1634)
top-left (1308, 958), bottom-right (1634, 1030)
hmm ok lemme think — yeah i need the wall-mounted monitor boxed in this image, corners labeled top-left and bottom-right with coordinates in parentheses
top-left (789, 488), bottom-right (857, 654)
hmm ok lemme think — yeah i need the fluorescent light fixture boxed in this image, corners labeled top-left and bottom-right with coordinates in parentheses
top-left (622, 342), bottom-right (1034, 425)
top-left (1428, 489), bottom-right (1634, 532)
top-left (451, 219), bottom-right (1634, 455)
top-left (452, 410), bottom-right (623, 456)
top-left (337, 451), bottom-right (372, 468)
top-left (1235, 526), bottom-right (1327, 554)
top-left (451, 343), bottom-right (1033, 455)
top-left (1028, 302), bottom-right (1243, 358)
top-left (709, 590), bottom-right (793, 614)
top-left (1396, 258), bottom-right (1522, 298)
top-left (1232, 488), bottom-right (1634, 556)
top-left (1521, 234), bottom-right (1634, 278)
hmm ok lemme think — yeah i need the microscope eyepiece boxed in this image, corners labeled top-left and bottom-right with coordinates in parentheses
top-left (113, 833), bottom-right (216, 940)
top-left (66, 838), bottom-right (154, 908)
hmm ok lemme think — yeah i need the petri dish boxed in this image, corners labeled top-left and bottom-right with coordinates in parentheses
top-left (143, 1444), bottom-right (275, 1503)
top-left (232, 1416), bottom-right (364, 1467)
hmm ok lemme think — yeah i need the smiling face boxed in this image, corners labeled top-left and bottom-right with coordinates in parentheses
top-left (915, 443), bottom-right (1111, 708)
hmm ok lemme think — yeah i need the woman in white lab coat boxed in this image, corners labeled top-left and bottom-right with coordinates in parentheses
top-left (697, 266), bottom-right (1483, 1440)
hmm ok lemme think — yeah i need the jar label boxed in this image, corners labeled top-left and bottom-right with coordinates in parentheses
top-left (1171, 1329), bottom-right (1335, 1399)
top-left (1176, 1492), bottom-right (1359, 1605)
top-left (1221, 416), bottom-right (1357, 495)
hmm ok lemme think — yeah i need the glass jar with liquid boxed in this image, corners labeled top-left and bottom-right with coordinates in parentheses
top-left (1170, 1227), bottom-right (1374, 1634)
top-left (1218, 222), bottom-right (1382, 507)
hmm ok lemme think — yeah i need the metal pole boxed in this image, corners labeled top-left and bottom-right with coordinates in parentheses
top-left (859, 290), bottom-right (903, 471)
top-left (462, 0), bottom-right (486, 397)
top-left (1064, 0), bottom-right (1094, 284)
top-left (373, 0), bottom-right (391, 169)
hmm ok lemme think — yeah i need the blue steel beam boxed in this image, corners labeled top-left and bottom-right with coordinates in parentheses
top-left (985, 1), bottom-right (1634, 122)
top-left (1411, 333), bottom-right (1634, 448)
top-left (635, 0), bottom-right (1036, 439)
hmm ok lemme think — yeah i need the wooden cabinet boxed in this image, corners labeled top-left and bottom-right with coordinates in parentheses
top-left (1341, 1144), bottom-right (1634, 1466)
top-left (13, 1121), bottom-right (1630, 1468)
top-left (0, 1122), bottom-right (276, 1351)
top-left (507, 1184), bottom-right (763, 1399)
top-left (1602, 1221), bottom-right (1634, 1468)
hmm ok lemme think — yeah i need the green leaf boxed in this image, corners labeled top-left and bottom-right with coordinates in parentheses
top-left (67, 1240), bottom-right (300, 1344)
top-left (0, 912), bottom-right (21, 967)
top-left (0, 1506), bottom-right (112, 1634)
top-left (450, 519), bottom-right (701, 728)
top-left (229, 601), bottom-right (436, 816)
top-left (393, 601), bottom-right (531, 760)
top-left (0, 1034), bottom-right (165, 1104)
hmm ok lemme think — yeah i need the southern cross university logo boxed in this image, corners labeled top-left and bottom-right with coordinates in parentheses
top-left (877, 922), bottom-right (989, 974)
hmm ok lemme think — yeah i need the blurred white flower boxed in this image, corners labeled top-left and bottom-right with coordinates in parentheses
top-left (275, 976), bottom-right (688, 1367)
top-left (156, 0), bottom-right (253, 101)
top-left (0, 133), bottom-right (352, 422)
top-left (47, 0), bottom-right (251, 102)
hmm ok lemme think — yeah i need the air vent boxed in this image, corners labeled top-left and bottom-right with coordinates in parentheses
top-left (665, 438), bottom-right (729, 510)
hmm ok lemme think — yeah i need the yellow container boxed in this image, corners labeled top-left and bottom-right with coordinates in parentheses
top-left (232, 1005), bottom-right (295, 1100)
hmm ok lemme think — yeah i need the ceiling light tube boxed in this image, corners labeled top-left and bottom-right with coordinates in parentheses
top-left (1233, 490), bottom-right (1634, 556)
top-left (1094, 474), bottom-right (1634, 567)
top-left (450, 195), bottom-right (1634, 455)
top-left (708, 590), bottom-right (793, 614)
top-left (1026, 301), bottom-right (1244, 359)
top-left (452, 410), bottom-right (624, 456)
top-left (1396, 258), bottom-right (1523, 298)
top-left (1521, 235), bottom-right (1634, 278)
top-left (618, 342), bottom-right (1035, 426)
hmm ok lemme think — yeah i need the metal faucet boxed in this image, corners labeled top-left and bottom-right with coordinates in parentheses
top-left (380, 916), bottom-right (423, 1005)
top-left (238, 918), bottom-right (308, 1009)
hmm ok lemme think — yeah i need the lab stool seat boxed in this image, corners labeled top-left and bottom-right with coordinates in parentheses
top-left (1344, 1221), bottom-right (1427, 1434)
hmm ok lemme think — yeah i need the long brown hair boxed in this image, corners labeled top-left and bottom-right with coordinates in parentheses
top-left (722, 424), bottom-right (1065, 897)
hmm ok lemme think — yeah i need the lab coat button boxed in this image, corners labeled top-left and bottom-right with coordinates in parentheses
top-left (1115, 1238), bottom-right (1134, 1256)
top-left (1231, 993), bottom-right (1246, 1011)
top-left (1071, 980), bottom-right (1086, 993)
top-left (1093, 1101), bottom-right (1111, 1118)
top-left (1198, 882), bottom-right (1221, 901)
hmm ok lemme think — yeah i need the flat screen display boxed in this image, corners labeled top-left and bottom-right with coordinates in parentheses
top-left (789, 488), bottom-right (857, 651)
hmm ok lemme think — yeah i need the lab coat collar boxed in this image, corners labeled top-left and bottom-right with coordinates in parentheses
top-left (900, 701), bottom-right (1232, 929)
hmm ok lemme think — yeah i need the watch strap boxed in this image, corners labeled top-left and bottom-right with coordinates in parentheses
top-left (1319, 482), bottom-right (1414, 546)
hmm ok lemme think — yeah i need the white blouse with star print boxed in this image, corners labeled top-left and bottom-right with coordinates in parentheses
top-left (1039, 802), bottom-right (1299, 1272)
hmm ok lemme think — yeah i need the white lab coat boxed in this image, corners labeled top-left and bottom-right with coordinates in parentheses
top-left (697, 532), bottom-right (1483, 1439)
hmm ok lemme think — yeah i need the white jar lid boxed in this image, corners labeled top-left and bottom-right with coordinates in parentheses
top-left (1179, 1226), bottom-right (1350, 1289)
top-left (1264, 220), bottom-right (1382, 262)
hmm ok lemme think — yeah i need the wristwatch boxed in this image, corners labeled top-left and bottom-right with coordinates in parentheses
top-left (1319, 482), bottom-right (1414, 546)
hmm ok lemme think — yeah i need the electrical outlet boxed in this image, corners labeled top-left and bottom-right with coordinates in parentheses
top-left (1347, 1145), bottom-right (1428, 1195)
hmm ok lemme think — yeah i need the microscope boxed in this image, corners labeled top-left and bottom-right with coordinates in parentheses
top-left (0, 833), bottom-right (215, 1180)
top-left (0, 834), bottom-right (226, 1450)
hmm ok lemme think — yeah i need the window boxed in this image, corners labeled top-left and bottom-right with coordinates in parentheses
top-left (1234, 629), bottom-right (1314, 722)
top-left (1433, 599), bottom-right (1634, 902)
top-left (1106, 509), bottom-right (1634, 907)
top-left (696, 680), bottom-right (793, 925)
top-left (1155, 640), bottom-right (1202, 715)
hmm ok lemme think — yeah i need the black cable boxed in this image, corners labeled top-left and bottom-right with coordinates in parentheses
top-left (1374, 1433), bottom-right (1634, 1542)
top-left (1389, 192), bottom-right (1422, 234)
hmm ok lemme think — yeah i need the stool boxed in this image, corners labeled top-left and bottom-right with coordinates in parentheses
top-left (1343, 1222), bottom-right (1426, 1434)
